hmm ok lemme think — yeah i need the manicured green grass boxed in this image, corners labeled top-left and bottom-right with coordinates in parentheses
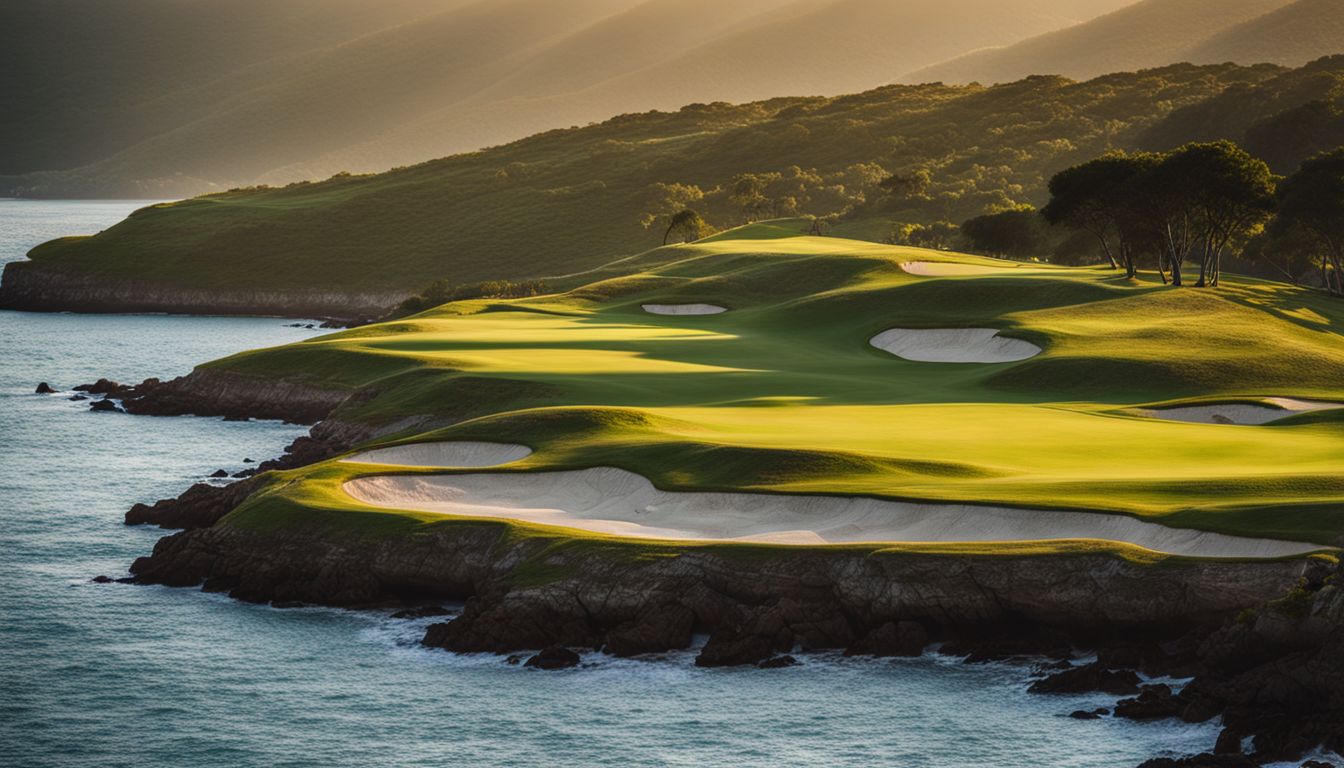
top-left (208, 227), bottom-right (1344, 550)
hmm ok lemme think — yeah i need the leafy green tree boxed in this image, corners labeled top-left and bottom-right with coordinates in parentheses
top-left (879, 169), bottom-right (931, 206)
top-left (1041, 153), bottom-right (1153, 277)
top-left (663, 209), bottom-right (710, 244)
top-left (1274, 148), bottom-right (1344, 296)
top-left (960, 209), bottom-right (1048, 259)
top-left (1176, 141), bottom-right (1276, 287)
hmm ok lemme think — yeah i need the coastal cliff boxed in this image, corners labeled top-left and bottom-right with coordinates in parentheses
top-left (0, 261), bottom-right (406, 321)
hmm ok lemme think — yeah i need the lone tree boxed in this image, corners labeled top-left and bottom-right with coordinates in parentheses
top-left (1274, 147), bottom-right (1344, 296)
top-left (1041, 153), bottom-right (1153, 278)
top-left (663, 209), bottom-right (709, 245)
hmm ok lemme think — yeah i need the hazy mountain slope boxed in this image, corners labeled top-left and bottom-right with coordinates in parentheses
top-left (0, 0), bottom-right (451, 176)
top-left (280, 0), bottom-right (1134, 184)
top-left (908, 0), bottom-right (1294, 84)
top-left (1185, 0), bottom-right (1344, 67)
top-left (4, 0), bottom-right (1131, 198)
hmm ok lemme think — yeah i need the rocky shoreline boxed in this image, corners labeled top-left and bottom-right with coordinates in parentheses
top-left (101, 367), bottom-right (1343, 767)
top-left (0, 261), bottom-right (403, 322)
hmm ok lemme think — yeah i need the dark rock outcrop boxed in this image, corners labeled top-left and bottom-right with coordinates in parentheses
top-left (391, 605), bottom-right (453, 620)
top-left (1029, 662), bottom-right (1142, 695)
top-left (126, 478), bottom-right (267, 530)
top-left (89, 398), bottom-right (122, 412)
top-left (35, 382), bottom-right (55, 394)
top-left (846, 620), bottom-right (929, 658)
top-left (524, 646), bottom-right (581, 670)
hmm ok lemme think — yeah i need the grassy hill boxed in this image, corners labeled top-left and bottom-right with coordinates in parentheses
top-left (1, 0), bottom-right (1128, 198)
top-left (190, 227), bottom-right (1344, 550)
top-left (908, 0), bottom-right (1298, 84)
top-left (14, 60), bottom-right (1339, 316)
top-left (1185, 0), bottom-right (1344, 68)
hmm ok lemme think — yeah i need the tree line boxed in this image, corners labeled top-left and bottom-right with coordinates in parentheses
top-left (1040, 142), bottom-right (1344, 294)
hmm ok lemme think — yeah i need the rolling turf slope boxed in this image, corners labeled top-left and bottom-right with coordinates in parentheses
top-left (201, 225), bottom-right (1344, 554)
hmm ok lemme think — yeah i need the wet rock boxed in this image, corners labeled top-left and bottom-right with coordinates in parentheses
top-left (91, 575), bottom-right (115, 584)
top-left (695, 607), bottom-right (793, 668)
top-left (524, 646), bottom-right (581, 670)
top-left (1214, 728), bottom-right (1243, 755)
top-left (75, 378), bottom-right (130, 397)
top-left (1029, 661), bottom-right (1142, 695)
top-left (847, 620), bottom-right (929, 658)
top-left (69, 394), bottom-right (88, 401)
top-left (505, 654), bottom-right (524, 665)
top-left (391, 605), bottom-right (453, 620)
top-left (35, 382), bottom-right (55, 394)
top-left (1136, 754), bottom-right (1256, 768)
top-left (942, 623), bottom-right (1072, 662)
top-left (604, 603), bottom-right (694, 657)
top-left (1070, 708), bottom-right (1109, 720)
top-left (242, 458), bottom-right (254, 463)
top-left (757, 655), bottom-right (799, 669)
top-left (231, 470), bottom-right (254, 479)
top-left (209, 469), bottom-right (229, 478)
top-left (89, 398), bottom-right (123, 413)
top-left (1116, 684), bottom-right (1183, 721)
top-left (125, 478), bottom-right (264, 529)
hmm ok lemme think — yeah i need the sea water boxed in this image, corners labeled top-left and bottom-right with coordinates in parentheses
top-left (0, 200), bottom-right (1227, 767)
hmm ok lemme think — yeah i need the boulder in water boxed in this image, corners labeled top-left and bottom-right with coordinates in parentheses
top-left (35, 382), bottom-right (55, 394)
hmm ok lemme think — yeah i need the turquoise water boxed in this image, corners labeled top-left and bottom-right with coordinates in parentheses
top-left (0, 201), bottom-right (1225, 767)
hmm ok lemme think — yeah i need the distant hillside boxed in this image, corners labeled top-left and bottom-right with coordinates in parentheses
top-left (1138, 55), bottom-right (1344, 172)
top-left (1185, 0), bottom-right (1344, 67)
top-left (908, 0), bottom-right (1296, 84)
top-left (1, 0), bottom-right (1128, 198)
top-left (11, 60), bottom-right (1341, 319)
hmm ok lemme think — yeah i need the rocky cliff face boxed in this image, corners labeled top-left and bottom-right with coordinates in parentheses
top-left (129, 515), bottom-right (1312, 656)
top-left (0, 261), bottom-right (407, 321)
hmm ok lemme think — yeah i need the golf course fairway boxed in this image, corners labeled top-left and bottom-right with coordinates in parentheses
top-left (169, 223), bottom-right (1344, 556)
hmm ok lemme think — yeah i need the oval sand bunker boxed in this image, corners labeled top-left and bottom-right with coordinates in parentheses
top-left (343, 468), bottom-right (1321, 558)
top-left (901, 261), bottom-right (1021, 277)
top-left (642, 304), bottom-right (727, 316)
top-left (341, 441), bottom-right (532, 468)
top-left (871, 328), bottom-right (1041, 364)
top-left (1141, 398), bottom-right (1344, 426)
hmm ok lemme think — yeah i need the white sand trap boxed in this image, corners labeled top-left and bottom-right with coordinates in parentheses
top-left (901, 261), bottom-right (1021, 276)
top-left (1141, 399), bottom-right (1344, 426)
top-left (344, 467), bottom-right (1321, 558)
top-left (341, 441), bottom-right (531, 468)
top-left (870, 328), bottom-right (1042, 363)
top-left (642, 303), bottom-right (728, 316)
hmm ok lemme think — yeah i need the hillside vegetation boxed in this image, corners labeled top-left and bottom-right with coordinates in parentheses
top-left (1, 0), bottom-right (1126, 198)
top-left (14, 60), bottom-right (1344, 311)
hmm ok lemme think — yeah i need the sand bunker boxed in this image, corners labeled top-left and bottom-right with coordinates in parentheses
top-left (344, 467), bottom-right (1320, 558)
top-left (870, 328), bottom-right (1041, 364)
top-left (642, 304), bottom-right (728, 316)
top-left (901, 261), bottom-right (1021, 277)
top-left (341, 441), bottom-right (532, 468)
top-left (1141, 399), bottom-right (1344, 426)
